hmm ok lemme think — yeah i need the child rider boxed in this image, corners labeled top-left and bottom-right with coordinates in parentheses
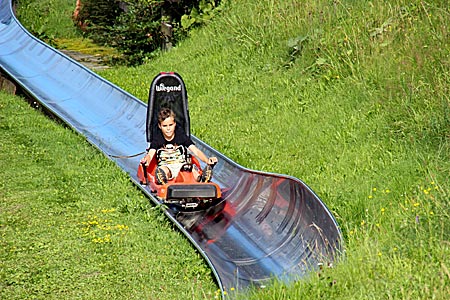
top-left (140, 107), bottom-right (218, 185)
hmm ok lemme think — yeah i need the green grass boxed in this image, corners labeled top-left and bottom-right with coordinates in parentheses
top-left (15, 0), bottom-right (80, 39)
top-left (15, 0), bottom-right (119, 58)
top-left (0, 94), bottom-right (218, 299)
top-left (5, 0), bottom-right (450, 299)
top-left (55, 37), bottom-right (120, 56)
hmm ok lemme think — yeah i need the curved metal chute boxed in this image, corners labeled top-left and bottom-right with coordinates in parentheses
top-left (0, 0), bottom-right (343, 297)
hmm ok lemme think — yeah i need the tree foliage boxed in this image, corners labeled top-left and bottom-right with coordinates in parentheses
top-left (75, 0), bottom-right (221, 65)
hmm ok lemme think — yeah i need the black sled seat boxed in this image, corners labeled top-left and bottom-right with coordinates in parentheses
top-left (146, 72), bottom-right (190, 144)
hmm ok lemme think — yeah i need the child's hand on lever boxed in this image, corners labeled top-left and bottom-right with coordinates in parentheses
top-left (208, 157), bottom-right (218, 167)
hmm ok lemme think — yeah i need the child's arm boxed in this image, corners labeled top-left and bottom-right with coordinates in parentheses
top-left (140, 148), bottom-right (156, 166)
top-left (188, 145), bottom-right (218, 165)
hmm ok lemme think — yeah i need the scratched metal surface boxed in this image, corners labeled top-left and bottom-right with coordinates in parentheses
top-left (0, 0), bottom-right (343, 297)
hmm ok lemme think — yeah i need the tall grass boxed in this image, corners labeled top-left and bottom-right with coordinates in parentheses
top-left (15, 0), bottom-right (80, 39)
top-left (5, 0), bottom-right (450, 299)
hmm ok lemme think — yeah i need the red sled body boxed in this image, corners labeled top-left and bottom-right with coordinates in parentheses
top-left (137, 154), bottom-right (221, 209)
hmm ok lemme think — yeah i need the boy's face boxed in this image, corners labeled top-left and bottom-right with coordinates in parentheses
top-left (158, 116), bottom-right (176, 140)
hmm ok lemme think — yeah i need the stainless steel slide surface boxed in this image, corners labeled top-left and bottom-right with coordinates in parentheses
top-left (1, 0), bottom-right (342, 296)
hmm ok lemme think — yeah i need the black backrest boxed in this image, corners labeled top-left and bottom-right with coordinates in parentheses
top-left (146, 72), bottom-right (190, 144)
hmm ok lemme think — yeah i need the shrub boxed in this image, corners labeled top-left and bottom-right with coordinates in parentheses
top-left (75, 0), bottom-right (221, 65)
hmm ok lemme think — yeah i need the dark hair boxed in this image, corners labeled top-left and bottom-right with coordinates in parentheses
top-left (158, 107), bottom-right (176, 123)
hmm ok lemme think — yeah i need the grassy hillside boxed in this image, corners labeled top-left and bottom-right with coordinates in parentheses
top-left (101, 2), bottom-right (449, 298)
top-left (4, 0), bottom-right (450, 299)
